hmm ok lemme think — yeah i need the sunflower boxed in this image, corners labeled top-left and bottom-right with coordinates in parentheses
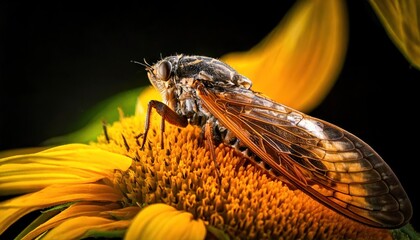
top-left (1, 0), bottom-right (418, 239)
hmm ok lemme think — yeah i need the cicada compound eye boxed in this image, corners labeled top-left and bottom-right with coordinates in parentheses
top-left (156, 60), bottom-right (172, 81)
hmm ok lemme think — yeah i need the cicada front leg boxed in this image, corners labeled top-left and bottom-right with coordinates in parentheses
top-left (141, 100), bottom-right (188, 150)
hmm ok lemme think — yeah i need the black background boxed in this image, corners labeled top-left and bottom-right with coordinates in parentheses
top-left (1, 0), bottom-right (419, 233)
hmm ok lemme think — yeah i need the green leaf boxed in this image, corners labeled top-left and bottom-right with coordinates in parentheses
top-left (391, 224), bottom-right (420, 240)
top-left (42, 87), bottom-right (144, 145)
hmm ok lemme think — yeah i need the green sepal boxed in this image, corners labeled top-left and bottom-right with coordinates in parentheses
top-left (206, 225), bottom-right (231, 240)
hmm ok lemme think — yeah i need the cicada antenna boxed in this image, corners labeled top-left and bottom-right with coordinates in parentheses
top-left (130, 58), bottom-right (152, 70)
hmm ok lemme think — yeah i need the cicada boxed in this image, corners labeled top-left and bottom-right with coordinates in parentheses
top-left (140, 54), bottom-right (412, 228)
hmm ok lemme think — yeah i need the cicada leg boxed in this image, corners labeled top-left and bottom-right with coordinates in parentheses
top-left (203, 120), bottom-right (221, 185)
top-left (141, 100), bottom-right (188, 150)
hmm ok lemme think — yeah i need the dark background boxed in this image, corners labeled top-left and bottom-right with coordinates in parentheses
top-left (1, 0), bottom-right (419, 233)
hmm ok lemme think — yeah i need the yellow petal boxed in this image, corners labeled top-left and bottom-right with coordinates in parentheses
top-left (40, 216), bottom-right (130, 240)
top-left (0, 206), bottom-right (39, 236)
top-left (105, 206), bottom-right (141, 220)
top-left (0, 144), bottom-right (132, 195)
top-left (0, 146), bottom-right (50, 158)
top-left (0, 164), bottom-right (105, 195)
top-left (125, 203), bottom-right (206, 240)
top-left (23, 202), bottom-right (122, 240)
top-left (0, 183), bottom-right (122, 235)
top-left (1, 183), bottom-right (122, 208)
top-left (369, 0), bottom-right (420, 70)
top-left (221, 0), bottom-right (348, 112)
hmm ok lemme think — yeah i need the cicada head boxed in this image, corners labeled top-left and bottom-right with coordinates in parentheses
top-left (146, 56), bottom-right (176, 91)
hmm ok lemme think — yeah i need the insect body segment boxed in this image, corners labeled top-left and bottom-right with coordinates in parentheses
top-left (143, 54), bottom-right (412, 229)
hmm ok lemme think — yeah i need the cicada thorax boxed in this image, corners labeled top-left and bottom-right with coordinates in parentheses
top-left (163, 55), bottom-right (255, 139)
